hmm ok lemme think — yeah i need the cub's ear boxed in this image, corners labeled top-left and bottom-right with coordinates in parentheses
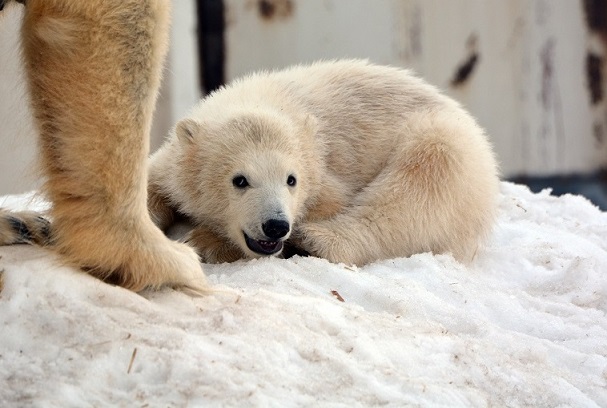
top-left (175, 118), bottom-right (201, 143)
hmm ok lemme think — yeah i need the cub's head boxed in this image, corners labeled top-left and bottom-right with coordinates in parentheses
top-left (173, 109), bottom-right (319, 259)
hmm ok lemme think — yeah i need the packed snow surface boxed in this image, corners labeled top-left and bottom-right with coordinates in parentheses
top-left (0, 182), bottom-right (606, 407)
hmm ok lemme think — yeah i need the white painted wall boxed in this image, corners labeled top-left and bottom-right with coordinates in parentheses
top-left (0, 5), bottom-right (39, 195)
top-left (0, 1), bottom-right (201, 195)
top-left (225, 0), bottom-right (607, 177)
top-left (158, 0), bottom-right (202, 146)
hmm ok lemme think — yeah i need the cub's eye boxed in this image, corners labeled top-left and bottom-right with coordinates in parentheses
top-left (232, 175), bottom-right (249, 189)
top-left (287, 175), bottom-right (297, 187)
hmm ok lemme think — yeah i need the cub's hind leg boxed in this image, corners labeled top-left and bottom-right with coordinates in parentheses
top-left (21, 0), bottom-right (207, 293)
top-left (296, 112), bottom-right (499, 265)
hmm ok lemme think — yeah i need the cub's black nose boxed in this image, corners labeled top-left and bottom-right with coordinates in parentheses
top-left (262, 219), bottom-right (290, 240)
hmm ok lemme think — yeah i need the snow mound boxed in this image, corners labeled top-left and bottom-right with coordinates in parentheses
top-left (0, 182), bottom-right (606, 407)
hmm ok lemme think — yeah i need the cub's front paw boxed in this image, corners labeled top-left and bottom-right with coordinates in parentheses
top-left (184, 227), bottom-right (244, 264)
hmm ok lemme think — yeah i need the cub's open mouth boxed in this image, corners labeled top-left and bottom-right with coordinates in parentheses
top-left (244, 232), bottom-right (284, 255)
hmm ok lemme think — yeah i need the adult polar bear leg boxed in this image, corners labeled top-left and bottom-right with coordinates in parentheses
top-left (20, 0), bottom-right (207, 292)
top-left (297, 111), bottom-right (499, 265)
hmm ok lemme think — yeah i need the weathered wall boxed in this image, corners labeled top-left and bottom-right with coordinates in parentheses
top-left (224, 0), bottom-right (607, 177)
top-left (0, 0), bottom-right (604, 196)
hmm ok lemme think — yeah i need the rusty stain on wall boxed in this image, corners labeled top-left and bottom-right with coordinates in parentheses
top-left (451, 54), bottom-right (479, 87)
top-left (583, 0), bottom-right (607, 105)
top-left (586, 52), bottom-right (603, 105)
top-left (593, 122), bottom-right (604, 146)
top-left (583, 0), bottom-right (607, 39)
top-left (583, 0), bottom-right (607, 107)
top-left (257, 0), bottom-right (294, 21)
top-left (451, 34), bottom-right (479, 87)
top-left (540, 38), bottom-right (555, 109)
top-left (538, 37), bottom-right (566, 166)
top-left (408, 4), bottom-right (423, 59)
top-left (582, 0), bottom-right (607, 146)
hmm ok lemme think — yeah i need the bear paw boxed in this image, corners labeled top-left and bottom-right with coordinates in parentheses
top-left (294, 222), bottom-right (352, 264)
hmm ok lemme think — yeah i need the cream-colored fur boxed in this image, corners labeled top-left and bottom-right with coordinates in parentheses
top-left (150, 60), bottom-right (500, 265)
top-left (0, 0), bottom-right (207, 293)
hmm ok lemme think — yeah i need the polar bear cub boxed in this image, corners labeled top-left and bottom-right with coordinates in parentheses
top-left (149, 60), bottom-right (500, 265)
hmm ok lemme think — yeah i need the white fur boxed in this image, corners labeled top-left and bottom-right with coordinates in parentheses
top-left (149, 60), bottom-right (500, 265)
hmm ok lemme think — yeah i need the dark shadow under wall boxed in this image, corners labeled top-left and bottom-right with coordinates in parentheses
top-left (510, 171), bottom-right (607, 210)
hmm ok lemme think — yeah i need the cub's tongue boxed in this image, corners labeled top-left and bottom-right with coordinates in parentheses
top-left (244, 233), bottom-right (283, 255)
